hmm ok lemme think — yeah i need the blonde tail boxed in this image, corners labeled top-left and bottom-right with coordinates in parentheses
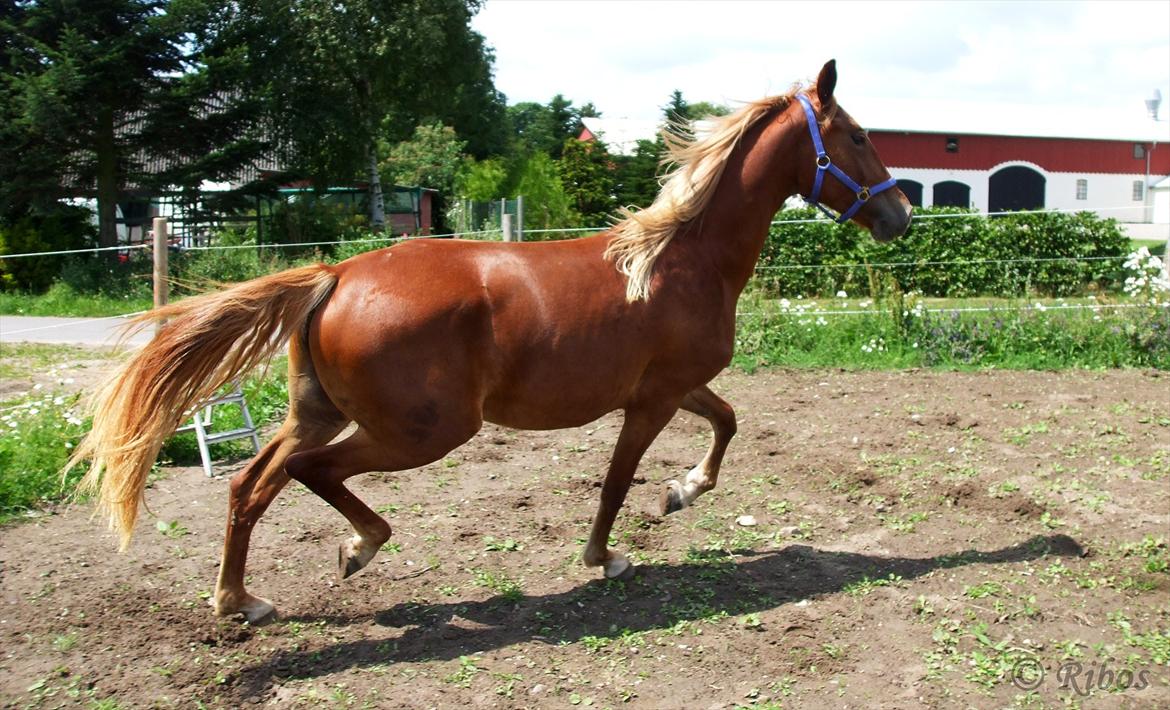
top-left (65, 264), bottom-right (338, 549)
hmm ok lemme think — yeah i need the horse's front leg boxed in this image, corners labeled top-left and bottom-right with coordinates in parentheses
top-left (661, 384), bottom-right (737, 514)
top-left (583, 400), bottom-right (679, 579)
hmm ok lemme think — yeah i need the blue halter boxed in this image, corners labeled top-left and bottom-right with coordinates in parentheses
top-left (796, 93), bottom-right (896, 224)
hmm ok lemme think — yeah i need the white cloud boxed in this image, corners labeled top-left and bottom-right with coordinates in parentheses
top-left (473, 0), bottom-right (1170, 138)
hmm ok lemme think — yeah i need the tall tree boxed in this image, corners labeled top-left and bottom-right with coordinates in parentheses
top-left (687, 100), bottom-right (731, 119)
top-left (614, 138), bottom-right (664, 211)
top-left (4, 0), bottom-right (187, 247)
top-left (516, 153), bottom-right (576, 233)
top-left (2, 0), bottom-right (273, 245)
top-left (505, 95), bottom-right (598, 161)
top-left (380, 122), bottom-right (467, 233)
top-left (558, 137), bottom-right (615, 227)
top-left (663, 89), bottom-right (690, 123)
top-left (249, 0), bottom-right (503, 230)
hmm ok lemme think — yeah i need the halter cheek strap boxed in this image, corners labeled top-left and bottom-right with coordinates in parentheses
top-left (796, 93), bottom-right (896, 224)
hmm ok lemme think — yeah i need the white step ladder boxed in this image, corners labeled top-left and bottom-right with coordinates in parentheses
top-left (176, 386), bottom-right (261, 477)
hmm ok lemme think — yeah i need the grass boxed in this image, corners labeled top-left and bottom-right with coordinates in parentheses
top-left (0, 288), bottom-right (152, 317)
top-left (733, 290), bottom-right (1169, 371)
top-left (0, 390), bottom-right (88, 521)
top-left (0, 355), bottom-right (293, 522)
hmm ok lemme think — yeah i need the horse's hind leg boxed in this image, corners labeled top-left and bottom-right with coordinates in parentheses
top-left (214, 336), bottom-right (348, 624)
top-left (285, 414), bottom-right (480, 580)
top-left (661, 385), bottom-right (737, 514)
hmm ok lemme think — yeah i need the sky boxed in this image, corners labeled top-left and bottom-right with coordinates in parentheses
top-left (471, 0), bottom-right (1170, 141)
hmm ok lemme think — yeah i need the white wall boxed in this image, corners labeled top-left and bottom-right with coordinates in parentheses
top-left (887, 165), bottom-right (1162, 223)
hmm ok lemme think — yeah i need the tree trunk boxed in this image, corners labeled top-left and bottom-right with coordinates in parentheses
top-left (367, 141), bottom-right (385, 232)
top-left (95, 107), bottom-right (119, 249)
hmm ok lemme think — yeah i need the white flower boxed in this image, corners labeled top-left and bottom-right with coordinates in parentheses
top-left (836, 290), bottom-right (848, 299)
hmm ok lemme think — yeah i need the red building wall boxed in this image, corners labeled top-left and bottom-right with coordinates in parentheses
top-left (868, 132), bottom-right (1170, 175)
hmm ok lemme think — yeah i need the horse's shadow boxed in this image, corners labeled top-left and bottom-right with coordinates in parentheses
top-left (230, 534), bottom-right (1082, 697)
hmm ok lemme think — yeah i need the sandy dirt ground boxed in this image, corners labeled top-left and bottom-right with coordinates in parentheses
top-left (1, 366), bottom-right (1168, 709)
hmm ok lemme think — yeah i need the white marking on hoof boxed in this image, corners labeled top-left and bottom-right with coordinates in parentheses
top-left (339, 535), bottom-right (380, 580)
top-left (603, 551), bottom-right (632, 580)
top-left (683, 466), bottom-right (709, 497)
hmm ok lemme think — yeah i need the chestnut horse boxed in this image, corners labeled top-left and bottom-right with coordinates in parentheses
top-left (69, 61), bottom-right (911, 624)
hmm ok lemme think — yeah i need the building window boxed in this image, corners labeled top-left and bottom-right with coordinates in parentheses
top-left (1134, 144), bottom-right (1146, 159)
top-left (896, 179), bottom-right (924, 207)
top-left (1133, 181), bottom-right (1145, 201)
top-left (1076, 179), bottom-right (1087, 200)
top-left (945, 137), bottom-right (960, 153)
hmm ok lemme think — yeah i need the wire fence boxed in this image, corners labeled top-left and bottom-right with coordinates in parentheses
top-left (1, 202), bottom-right (1165, 340)
top-left (3, 202), bottom-right (1163, 260)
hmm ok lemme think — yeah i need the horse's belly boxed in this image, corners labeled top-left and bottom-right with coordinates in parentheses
top-left (480, 350), bottom-right (641, 430)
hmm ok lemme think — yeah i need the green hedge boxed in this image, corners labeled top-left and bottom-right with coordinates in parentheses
top-left (756, 207), bottom-right (1131, 298)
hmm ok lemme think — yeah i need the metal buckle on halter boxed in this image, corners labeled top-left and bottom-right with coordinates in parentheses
top-left (796, 93), bottom-right (893, 224)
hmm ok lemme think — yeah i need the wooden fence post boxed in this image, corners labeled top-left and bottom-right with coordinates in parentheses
top-left (152, 216), bottom-right (169, 335)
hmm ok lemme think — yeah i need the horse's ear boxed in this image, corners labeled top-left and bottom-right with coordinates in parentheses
top-left (816, 59), bottom-right (837, 107)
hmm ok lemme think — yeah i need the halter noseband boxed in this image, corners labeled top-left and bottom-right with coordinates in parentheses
top-left (796, 93), bottom-right (896, 224)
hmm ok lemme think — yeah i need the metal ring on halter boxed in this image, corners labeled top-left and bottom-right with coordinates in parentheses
top-left (856, 188), bottom-right (870, 202)
top-left (816, 155), bottom-right (831, 169)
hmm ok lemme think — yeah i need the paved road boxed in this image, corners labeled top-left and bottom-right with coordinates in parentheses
top-left (0, 314), bottom-right (154, 348)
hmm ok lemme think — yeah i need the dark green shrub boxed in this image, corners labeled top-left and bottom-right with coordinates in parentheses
top-left (758, 207), bottom-right (1130, 298)
top-left (263, 197), bottom-right (368, 255)
top-left (58, 250), bottom-right (153, 299)
top-left (0, 208), bottom-right (97, 292)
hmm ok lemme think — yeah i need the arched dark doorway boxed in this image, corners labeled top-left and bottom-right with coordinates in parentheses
top-left (933, 181), bottom-right (970, 208)
top-left (896, 179), bottom-right (923, 207)
top-left (988, 166), bottom-right (1045, 213)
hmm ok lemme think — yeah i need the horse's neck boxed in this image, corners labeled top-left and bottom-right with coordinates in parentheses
top-left (691, 110), bottom-right (802, 298)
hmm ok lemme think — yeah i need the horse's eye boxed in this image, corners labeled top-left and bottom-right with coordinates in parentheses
top-left (851, 132), bottom-right (866, 146)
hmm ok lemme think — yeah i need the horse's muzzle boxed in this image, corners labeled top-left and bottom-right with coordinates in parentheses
top-left (870, 197), bottom-right (913, 243)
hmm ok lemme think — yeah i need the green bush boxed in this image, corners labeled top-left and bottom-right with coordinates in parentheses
top-left (171, 246), bottom-right (293, 286)
top-left (57, 250), bottom-right (153, 299)
top-left (0, 208), bottom-right (97, 292)
top-left (757, 207), bottom-right (1130, 298)
top-left (264, 197), bottom-right (368, 254)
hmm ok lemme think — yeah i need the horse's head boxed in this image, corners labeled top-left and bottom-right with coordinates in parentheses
top-left (794, 60), bottom-right (912, 242)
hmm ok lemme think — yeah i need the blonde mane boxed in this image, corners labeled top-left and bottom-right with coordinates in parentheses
top-left (604, 88), bottom-right (801, 301)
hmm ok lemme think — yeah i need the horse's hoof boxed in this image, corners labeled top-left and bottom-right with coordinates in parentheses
top-left (603, 551), bottom-right (636, 581)
top-left (660, 480), bottom-right (686, 515)
top-left (216, 595), bottom-right (277, 626)
top-left (339, 538), bottom-right (380, 581)
top-left (339, 543), bottom-right (363, 580)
